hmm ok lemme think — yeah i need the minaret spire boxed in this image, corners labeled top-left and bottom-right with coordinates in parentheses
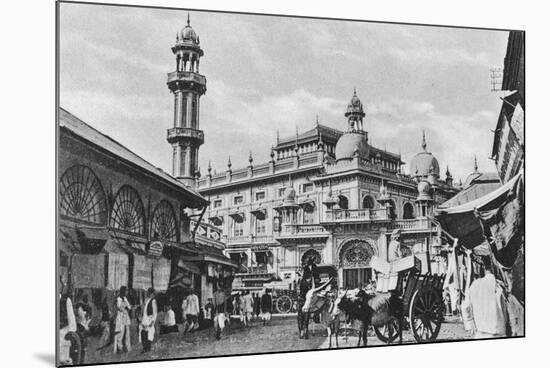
top-left (421, 131), bottom-right (427, 151)
top-left (167, 15), bottom-right (205, 186)
top-left (474, 155), bottom-right (479, 172)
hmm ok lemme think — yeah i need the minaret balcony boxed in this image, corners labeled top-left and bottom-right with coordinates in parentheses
top-left (167, 127), bottom-right (204, 145)
top-left (167, 71), bottom-right (206, 91)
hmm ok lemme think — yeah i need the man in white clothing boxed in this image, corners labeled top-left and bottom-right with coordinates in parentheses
top-left (468, 257), bottom-right (508, 338)
top-left (138, 288), bottom-right (157, 353)
top-left (182, 289), bottom-right (200, 332)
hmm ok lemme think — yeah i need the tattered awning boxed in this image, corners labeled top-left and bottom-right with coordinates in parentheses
top-left (435, 172), bottom-right (523, 249)
top-left (178, 259), bottom-right (201, 274)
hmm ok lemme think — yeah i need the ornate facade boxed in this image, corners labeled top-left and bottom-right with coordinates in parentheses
top-left (196, 89), bottom-right (460, 289)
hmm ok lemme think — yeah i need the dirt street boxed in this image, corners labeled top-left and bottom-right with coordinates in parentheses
top-left (82, 315), bottom-right (473, 365)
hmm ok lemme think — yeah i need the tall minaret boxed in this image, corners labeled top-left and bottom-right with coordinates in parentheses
top-left (166, 13), bottom-right (206, 187)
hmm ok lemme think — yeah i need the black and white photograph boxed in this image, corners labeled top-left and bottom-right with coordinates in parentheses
top-left (54, 1), bottom-right (524, 366)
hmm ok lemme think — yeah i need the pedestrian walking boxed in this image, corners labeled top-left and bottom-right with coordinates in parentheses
top-left (138, 288), bottom-right (157, 353)
top-left (253, 293), bottom-right (261, 320)
top-left (182, 289), bottom-right (200, 333)
top-left (467, 256), bottom-right (508, 338)
top-left (241, 291), bottom-right (254, 326)
top-left (114, 286), bottom-right (132, 354)
top-left (260, 289), bottom-right (272, 326)
top-left (75, 295), bottom-right (92, 363)
top-left (97, 297), bottom-right (111, 350)
top-left (203, 298), bottom-right (214, 328)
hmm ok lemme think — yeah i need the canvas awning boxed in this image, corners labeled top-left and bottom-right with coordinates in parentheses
top-left (435, 172), bottom-right (522, 249)
top-left (178, 260), bottom-right (201, 274)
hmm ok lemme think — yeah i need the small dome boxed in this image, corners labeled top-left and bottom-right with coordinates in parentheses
top-left (416, 180), bottom-right (432, 201)
top-left (410, 132), bottom-right (440, 179)
top-left (335, 132), bottom-right (369, 161)
top-left (345, 90), bottom-right (366, 118)
top-left (177, 15), bottom-right (199, 44)
top-left (179, 25), bottom-right (198, 43)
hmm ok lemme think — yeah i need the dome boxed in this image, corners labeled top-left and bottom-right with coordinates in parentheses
top-left (416, 180), bottom-right (432, 201)
top-left (179, 25), bottom-right (199, 43)
top-left (177, 15), bottom-right (199, 44)
top-left (335, 132), bottom-right (369, 161)
top-left (345, 89), bottom-right (366, 118)
top-left (410, 132), bottom-right (439, 179)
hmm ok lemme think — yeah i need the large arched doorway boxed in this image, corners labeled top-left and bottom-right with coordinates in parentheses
top-left (339, 240), bottom-right (376, 289)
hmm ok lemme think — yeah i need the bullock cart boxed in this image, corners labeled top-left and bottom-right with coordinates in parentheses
top-left (371, 256), bottom-right (445, 343)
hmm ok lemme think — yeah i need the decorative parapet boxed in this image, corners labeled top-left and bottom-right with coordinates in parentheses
top-left (323, 208), bottom-right (390, 223)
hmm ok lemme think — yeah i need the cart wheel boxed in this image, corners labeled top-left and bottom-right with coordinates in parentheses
top-left (409, 287), bottom-right (443, 342)
top-left (373, 318), bottom-right (401, 343)
top-left (276, 295), bottom-right (293, 314)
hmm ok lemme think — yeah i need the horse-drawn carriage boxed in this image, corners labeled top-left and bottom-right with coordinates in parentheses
top-left (298, 256), bottom-right (446, 345)
top-left (372, 268), bottom-right (445, 343)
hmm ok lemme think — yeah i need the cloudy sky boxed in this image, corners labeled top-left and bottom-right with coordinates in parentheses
top-left (59, 2), bottom-right (509, 182)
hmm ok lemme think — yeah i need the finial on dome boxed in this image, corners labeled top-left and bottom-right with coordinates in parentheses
top-left (270, 146), bottom-right (275, 159)
top-left (474, 155), bottom-right (479, 172)
top-left (353, 87), bottom-right (357, 96)
top-left (227, 156), bottom-right (232, 169)
top-left (187, 12), bottom-right (190, 26)
top-left (276, 129), bottom-right (280, 145)
top-left (208, 160), bottom-right (212, 174)
top-left (316, 114), bottom-right (319, 126)
top-left (248, 151), bottom-right (253, 165)
top-left (421, 131), bottom-right (427, 151)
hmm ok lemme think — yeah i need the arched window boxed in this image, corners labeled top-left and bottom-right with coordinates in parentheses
top-left (403, 202), bottom-right (415, 219)
top-left (362, 195), bottom-right (375, 209)
top-left (110, 185), bottom-right (146, 235)
top-left (338, 195), bottom-right (349, 210)
top-left (59, 165), bottom-right (107, 224)
top-left (151, 200), bottom-right (178, 242)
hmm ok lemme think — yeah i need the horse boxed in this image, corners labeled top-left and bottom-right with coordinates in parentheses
top-left (337, 289), bottom-right (404, 346)
top-left (299, 278), bottom-right (343, 348)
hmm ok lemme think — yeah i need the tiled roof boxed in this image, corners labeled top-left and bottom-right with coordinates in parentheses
top-left (59, 107), bottom-right (207, 206)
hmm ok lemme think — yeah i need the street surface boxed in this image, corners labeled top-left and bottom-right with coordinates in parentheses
top-left (86, 316), bottom-right (472, 365)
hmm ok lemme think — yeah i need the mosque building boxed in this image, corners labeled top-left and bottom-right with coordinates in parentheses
top-left (163, 16), bottom-right (460, 290)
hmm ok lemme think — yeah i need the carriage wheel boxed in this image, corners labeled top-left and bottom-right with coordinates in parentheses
top-left (409, 287), bottom-right (443, 342)
top-left (373, 318), bottom-right (401, 343)
top-left (276, 295), bottom-right (293, 314)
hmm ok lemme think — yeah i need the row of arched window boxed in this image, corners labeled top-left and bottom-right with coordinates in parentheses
top-left (336, 194), bottom-right (415, 219)
top-left (59, 165), bottom-right (179, 242)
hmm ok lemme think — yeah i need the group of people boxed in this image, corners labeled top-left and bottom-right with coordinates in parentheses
top-left (231, 290), bottom-right (273, 326)
top-left (59, 284), bottom-right (278, 365)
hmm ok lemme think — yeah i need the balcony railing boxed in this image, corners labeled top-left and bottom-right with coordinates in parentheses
top-left (387, 218), bottom-right (438, 232)
top-left (278, 224), bottom-right (328, 237)
top-left (323, 208), bottom-right (390, 223)
top-left (167, 71), bottom-right (206, 85)
top-left (167, 127), bottom-right (204, 144)
top-left (226, 234), bottom-right (275, 247)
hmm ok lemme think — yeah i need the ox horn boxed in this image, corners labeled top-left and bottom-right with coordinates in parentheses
top-left (312, 277), bottom-right (333, 293)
